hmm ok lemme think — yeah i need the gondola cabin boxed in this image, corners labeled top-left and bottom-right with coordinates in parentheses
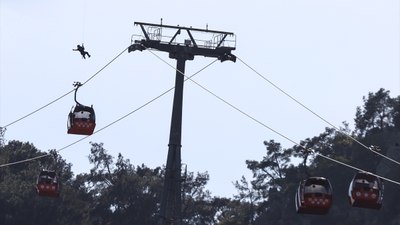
top-left (348, 172), bottom-right (383, 209)
top-left (67, 104), bottom-right (96, 135)
top-left (295, 177), bottom-right (333, 215)
top-left (36, 170), bottom-right (60, 198)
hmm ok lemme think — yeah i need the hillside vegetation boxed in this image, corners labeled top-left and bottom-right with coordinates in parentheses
top-left (1, 88), bottom-right (399, 225)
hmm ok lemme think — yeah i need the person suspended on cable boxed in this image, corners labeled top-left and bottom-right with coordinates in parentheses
top-left (73, 44), bottom-right (91, 59)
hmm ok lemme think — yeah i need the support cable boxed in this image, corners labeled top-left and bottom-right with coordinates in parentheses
top-left (145, 48), bottom-right (400, 187)
top-left (315, 153), bottom-right (400, 185)
top-left (1, 91), bottom-right (75, 129)
top-left (237, 57), bottom-right (400, 166)
top-left (0, 153), bottom-right (48, 168)
top-left (2, 48), bottom-right (398, 187)
top-left (145, 49), bottom-right (294, 144)
top-left (0, 46), bottom-right (129, 129)
top-left (0, 59), bottom-right (218, 168)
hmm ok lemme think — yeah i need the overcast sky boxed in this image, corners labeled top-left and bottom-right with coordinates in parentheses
top-left (1, 0), bottom-right (399, 197)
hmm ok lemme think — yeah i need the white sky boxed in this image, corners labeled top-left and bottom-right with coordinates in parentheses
top-left (1, 0), bottom-right (399, 198)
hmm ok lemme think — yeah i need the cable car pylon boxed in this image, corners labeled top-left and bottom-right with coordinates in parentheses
top-left (129, 21), bottom-right (236, 225)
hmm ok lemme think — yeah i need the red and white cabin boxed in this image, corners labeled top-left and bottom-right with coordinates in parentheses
top-left (348, 172), bottom-right (383, 209)
top-left (295, 177), bottom-right (333, 215)
top-left (36, 170), bottom-right (60, 198)
top-left (67, 104), bottom-right (96, 135)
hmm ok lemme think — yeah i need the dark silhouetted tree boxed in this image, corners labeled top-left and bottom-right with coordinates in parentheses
top-left (355, 88), bottom-right (396, 136)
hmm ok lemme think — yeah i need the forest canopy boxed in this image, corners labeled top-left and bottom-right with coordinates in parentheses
top-left (0, 88), bottom-right (399, 225)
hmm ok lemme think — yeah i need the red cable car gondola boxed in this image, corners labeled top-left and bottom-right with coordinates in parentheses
top-left (348, 171), bottom-right (383, 209)
top-left (36, 169), bottom-right (60, 198)
top-left (295, 177), bottom-right (333, 215)
top-left (67, 82), bottom-right (96, 135)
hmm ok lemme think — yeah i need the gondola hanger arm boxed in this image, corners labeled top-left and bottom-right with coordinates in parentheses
top-left (73, 82), bottom-right (83, 106)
